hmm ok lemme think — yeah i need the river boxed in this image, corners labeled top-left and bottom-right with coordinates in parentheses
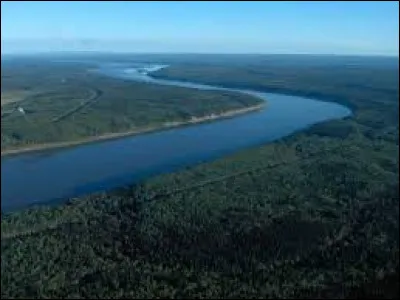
top-left (1, 63), bottom-right (352, 212)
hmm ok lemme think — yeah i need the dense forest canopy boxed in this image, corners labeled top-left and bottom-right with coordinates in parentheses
top-left (1, 55), bottom-right (399, 298)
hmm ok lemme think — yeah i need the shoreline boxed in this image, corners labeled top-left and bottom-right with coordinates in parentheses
top-left (1, 103), bottom-right (264, 158)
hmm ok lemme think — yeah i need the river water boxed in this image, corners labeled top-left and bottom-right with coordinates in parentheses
top-left (1, 64), bottom-right (352, 212)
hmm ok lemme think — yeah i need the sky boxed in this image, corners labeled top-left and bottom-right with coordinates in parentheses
top-left (1, 1), bottom-right (399, 56)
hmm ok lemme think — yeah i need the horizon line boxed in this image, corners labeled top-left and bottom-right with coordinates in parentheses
top-left (1, 51), bottom-right (399, 59)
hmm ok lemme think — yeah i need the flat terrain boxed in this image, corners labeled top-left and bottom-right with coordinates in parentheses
top-left (1, 55), bottom-right (399, 299)
top-left (1, 90), bottom-right (33, 107)
top-left (1, 59), bottom-right (263, 153)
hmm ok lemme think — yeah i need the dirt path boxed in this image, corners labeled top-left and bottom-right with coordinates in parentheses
top-left (51, 88), bottom-right (103, 123)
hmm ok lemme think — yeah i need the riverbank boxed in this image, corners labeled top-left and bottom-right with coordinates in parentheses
top-left (1, 103), bottom-right (264, 157)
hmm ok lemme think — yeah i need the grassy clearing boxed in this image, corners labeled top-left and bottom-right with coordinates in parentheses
top-left (1, 90), bottom-right (32, 107)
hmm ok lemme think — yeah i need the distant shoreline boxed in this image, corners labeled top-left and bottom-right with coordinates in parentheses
top-left (1, 104), bottom-right (264, 158)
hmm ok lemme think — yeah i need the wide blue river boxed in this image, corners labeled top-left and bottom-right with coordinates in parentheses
top-left (1, 64), bottom-right (352, 212)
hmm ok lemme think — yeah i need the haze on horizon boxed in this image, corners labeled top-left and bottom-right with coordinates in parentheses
top-left (1, 1), bottom-right (399, 56)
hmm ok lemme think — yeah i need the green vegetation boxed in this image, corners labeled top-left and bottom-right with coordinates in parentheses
top-left (1, 55), bottom-right (399, 298)
top-left (152, 55), bottom-right (399, 138)
top-left (1, 59), bottom-right (262, 152)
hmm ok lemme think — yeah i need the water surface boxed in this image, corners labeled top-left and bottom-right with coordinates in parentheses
top-left (1, 64), bottom-right (352, 212)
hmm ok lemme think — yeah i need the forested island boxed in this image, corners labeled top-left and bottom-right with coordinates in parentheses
top-left (1, 59), bottom-right (263, 155)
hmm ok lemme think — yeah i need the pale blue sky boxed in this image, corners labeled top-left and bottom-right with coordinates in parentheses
top-left (1, 1), bottom-right (399, 55)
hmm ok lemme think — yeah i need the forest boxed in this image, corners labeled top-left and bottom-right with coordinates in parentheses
top-left (1, 55), bottom-right (399, 298)
top-left (1, 58), bottom-right (261, 152)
